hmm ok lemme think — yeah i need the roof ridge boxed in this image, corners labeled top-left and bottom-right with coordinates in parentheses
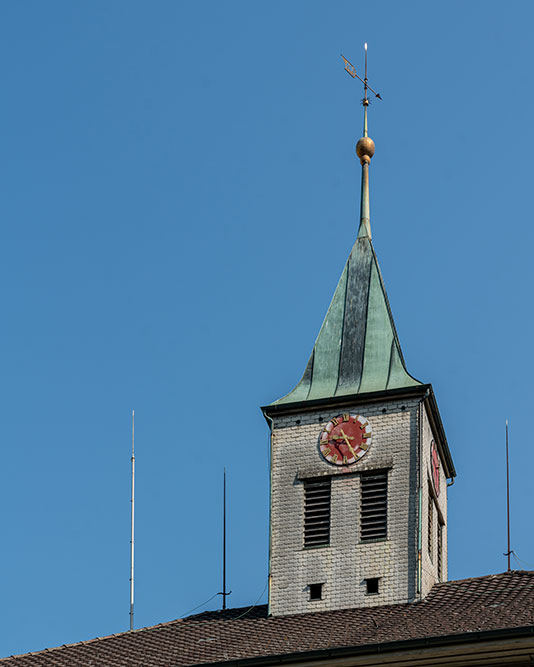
top-left (184, 573), bottom-right (534, 624)
top-left (432, 570), bottom-right (534, 589)
top-left (185, 603), bottom-right (268, 620)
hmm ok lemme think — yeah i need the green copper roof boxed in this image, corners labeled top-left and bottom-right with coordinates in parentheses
top-left (272, 220), bottom-right (421, 406)
top-left (272, 97), bottom-right (420, 407)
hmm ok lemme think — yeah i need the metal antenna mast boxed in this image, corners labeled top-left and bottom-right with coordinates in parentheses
top-left (223, 468), bottom-right (227, 609)
top-left (219, 468), bottom-right (231, 609)
top-left (505, 420), bottom-right (512, 572)
top-left (130, 410), bottom-right (135, 630)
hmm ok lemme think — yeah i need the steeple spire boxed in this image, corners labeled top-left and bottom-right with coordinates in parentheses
top-left (270, 48), bottom-right (420, 407)
top-left (356, 130), bottom-right (374, 239)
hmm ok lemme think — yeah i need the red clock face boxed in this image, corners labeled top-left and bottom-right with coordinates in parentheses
top-left (431, 441), bottom-right (440, 496)
top-left (319, 413), bottom-right (372, 466)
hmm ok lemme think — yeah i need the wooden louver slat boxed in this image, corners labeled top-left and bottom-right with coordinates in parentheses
top-left (304, 478), bottom-right (331, 547)
top-left (361, 471), bottom-right (387, 540)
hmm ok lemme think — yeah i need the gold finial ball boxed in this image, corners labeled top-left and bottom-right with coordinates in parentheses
top-left (356, 136), bottom-right (375, 165)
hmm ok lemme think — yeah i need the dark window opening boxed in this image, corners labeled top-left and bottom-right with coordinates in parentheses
top-left (365, 578), bottom-right (380, 595)
top-left (304, 478), bottom-right (331, 547)
top-left (309, 583), bottom-right (323, 601)
top-left (360, 471), bottom-right (388, 540)
top-left (428, 488), bottom-right (434, 562)
top-left (437, 522), bottom-right (444, 581)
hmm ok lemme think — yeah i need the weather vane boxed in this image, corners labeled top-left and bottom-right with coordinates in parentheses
top-left (341, 43), bottom-right (382, 106)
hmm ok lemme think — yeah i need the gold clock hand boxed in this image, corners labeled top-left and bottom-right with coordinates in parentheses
top-left (340, 429), bottom-right (358, 459)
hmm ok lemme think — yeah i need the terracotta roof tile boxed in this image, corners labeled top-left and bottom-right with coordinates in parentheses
top-left (2, 571), bottom-right (534, 666)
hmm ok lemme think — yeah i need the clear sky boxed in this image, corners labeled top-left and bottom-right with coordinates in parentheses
top-left (1, 0), bottom-right (533, 658)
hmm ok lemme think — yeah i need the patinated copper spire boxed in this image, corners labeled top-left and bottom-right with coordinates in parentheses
top-left (270, 48), bottom-right (421, 407)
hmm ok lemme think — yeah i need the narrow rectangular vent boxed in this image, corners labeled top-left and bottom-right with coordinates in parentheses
top-left (360, 471), bottom-right (388, 540)
top-left (365, 577), bottom-right (380, 595)
top-left (437, 522), bottom-right (443, 581)
top-left (309, 583), bottom-right (323, 600)
top-left (428, 491), bottom-right (434, 562)
top-left (304, 478), bottom-right (331, 547)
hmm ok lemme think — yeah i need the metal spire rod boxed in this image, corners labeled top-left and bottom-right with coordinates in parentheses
top-left (342, 44), bottom-right (380, 240)
top-left (364, 41), bottom-right (368, 103)
top-left (130, 410), bottom-right (135, 630)
top-left (363, 43), bottom-right (368, 138)
top-left (505, 420), bottom-right (511, 572)
top-left (340, 48), bottom-right (382, 101)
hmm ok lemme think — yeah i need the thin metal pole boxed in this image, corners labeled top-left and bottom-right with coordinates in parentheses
top-left (364, 42), bottom-right (368, 103)
top-left (505, 420), bottom-right (511, 572)
top-left (130, 410), bottom-right (135, 630)
top-left (222, 468), bottom-right (227, 610)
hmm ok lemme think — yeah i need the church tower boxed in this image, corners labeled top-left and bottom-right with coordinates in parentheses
top-left (262, 50), bottom-right (456, 617)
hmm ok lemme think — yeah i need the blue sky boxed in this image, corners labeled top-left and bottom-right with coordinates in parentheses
top-left (1, 0), bottom-right (533, 658)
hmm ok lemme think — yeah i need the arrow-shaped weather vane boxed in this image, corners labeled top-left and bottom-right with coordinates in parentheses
top-left (341, 43), bottom-right (382, 106)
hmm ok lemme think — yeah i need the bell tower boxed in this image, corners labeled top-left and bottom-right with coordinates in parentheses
top-left (262, 47), bottom-right (455, 617)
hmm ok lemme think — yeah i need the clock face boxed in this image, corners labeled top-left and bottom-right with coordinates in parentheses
top-left (319, 413), bottom-right (372, 466)
top-left (431, 441), bottom-right (440, 496)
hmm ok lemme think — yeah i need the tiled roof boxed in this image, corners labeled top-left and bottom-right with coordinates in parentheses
top-left (2, 571), bottom-right (534, 666)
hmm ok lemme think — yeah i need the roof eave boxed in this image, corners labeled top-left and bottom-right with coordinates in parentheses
top-left (262, 384), bottom-right (430, 419)
top-left (195, 625), bottom-right (534, 667)
top-left (423, 385), bottom-right (456, 479)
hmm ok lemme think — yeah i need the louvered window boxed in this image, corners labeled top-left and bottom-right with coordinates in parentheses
top-left (360, 471), bottom-right (388, 540)
top-left (304, 478), bottom-right (331, 547)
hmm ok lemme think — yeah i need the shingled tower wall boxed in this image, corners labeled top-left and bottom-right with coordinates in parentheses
top-left (266, 393), bottom-right (449, 615)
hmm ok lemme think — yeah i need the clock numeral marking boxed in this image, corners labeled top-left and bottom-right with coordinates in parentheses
top-left (343, 455), bottom-right (348, 464)
top-left (322, 447), bottom-right (331, 456)
top-left (332, 453), bottom-right (338, 463)
top-left (331, 417), bottom-right (339, 427)
top-left (360, 443), bottom-right (369, 450)
top-left (342, 413), bottom-right (350, 422)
